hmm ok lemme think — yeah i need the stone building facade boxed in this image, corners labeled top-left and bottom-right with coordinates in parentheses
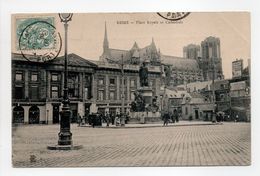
top-left (90, 61), bottom-right (161, 117)
top-left (12, 53), bottom-right (96, 124)
top-left (12, 52), bottom-right (161, 124)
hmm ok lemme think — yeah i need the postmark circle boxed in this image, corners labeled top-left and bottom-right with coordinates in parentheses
top-left (157, 12), bottom-right (190, 21)
top-left (19, 21), bottom-right (62, 62)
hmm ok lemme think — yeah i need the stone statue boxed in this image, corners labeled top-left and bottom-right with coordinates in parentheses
top-left (139, 62), bottom-right (149, 87)
top-left (130, 90), bottom-right (145, 112)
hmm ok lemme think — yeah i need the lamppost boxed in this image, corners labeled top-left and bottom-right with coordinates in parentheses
top-left (48, 13), bottom-right (82, 150)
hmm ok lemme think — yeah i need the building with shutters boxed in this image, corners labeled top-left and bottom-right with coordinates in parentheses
top-left (12, 53), bottom-right (96, 124)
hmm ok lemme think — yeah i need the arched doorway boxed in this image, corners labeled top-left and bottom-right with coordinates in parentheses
top-left (13, 106), bottom-right (24, 123)
top-left (29, 105), bottom-right (40, 124)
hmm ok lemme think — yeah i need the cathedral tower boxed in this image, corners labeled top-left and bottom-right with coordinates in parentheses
top-left (201, 36), bottom-right (224, 80)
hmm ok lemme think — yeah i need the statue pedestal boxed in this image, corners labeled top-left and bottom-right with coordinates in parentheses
top-left (129, 111), bottom-right (161, 124)
top-left (129, 87), bottom-right (161, 124)
top-left (139, 86), bottom-right (153, 105)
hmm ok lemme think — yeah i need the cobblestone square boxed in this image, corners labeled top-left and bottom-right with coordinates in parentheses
top-left (12, 122), bottom-right (250, 167)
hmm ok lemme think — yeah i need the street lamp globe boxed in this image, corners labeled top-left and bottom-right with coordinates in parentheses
top-left (59, 13), bottom-right (73, 22)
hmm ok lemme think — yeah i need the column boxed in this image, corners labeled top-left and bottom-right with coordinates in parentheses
top-left (24, 106), bottom-right (30, 124)
top-left (40, 69), bottom-right (47, 99)
top-left (91, 74), bottom-right (97, 101)
top-left (39, 106), bottom-right (46, 123)
top-left (82, 73), bottom-right (85, 100)
top-left (105, 74), bottom-right (109, 100)
top-left (79, 72), bottom-right (83, 98)
top-left (24, 70), bottom-right (29, 98)
top-left (116, 75), bottom-right (120, 100)
top-left (46, 102), bottom-right (53, 124)
top-left (46, 71), bottom-right (51, 99)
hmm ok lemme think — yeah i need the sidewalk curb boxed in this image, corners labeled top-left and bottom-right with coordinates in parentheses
top-left (79, 122), bottom-right (222, 129)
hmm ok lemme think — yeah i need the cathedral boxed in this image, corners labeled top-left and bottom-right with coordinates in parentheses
top-left (100, 23), bottom-right (161, 66)
top-left (98, 23), bottom-right (216, 87)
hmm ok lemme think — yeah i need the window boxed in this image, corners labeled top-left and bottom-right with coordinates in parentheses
top-left (120, 88), bottom-right (127, 100)
top-left (15, 72), bottom-right (23, 81)
top-left (68, 73), bottom-right (79, 98)
top-left (84, 88), bottom-right (89, 100)
top-left (110, 78), bottom-right (115, 86)
top-left (185, 107), bottom-right (188, 115)
top-left (98, 78), bottom-right (104, 85)
top-left (120, 79), bottom-right (127, 85)
top-left (220, 94), bottom-right (225, 101)
top-left (31, 72), bottom-right (38, 81)
top-left (85, 75), bottom-right (92, 99)
top-left (220, 84), bottom-right (225, 89)
top-left (98, 90), bottom-right (104, 100)
top-left (51, 74), bottom-right (58, 81)
top-left (109, 91), bottom-right (115, 100)
top-left (14, 86), bottom-right (24, 99)
top-left (30, 85), bottom-right (38, 99)
top-left (130, 80), bottom-right (135, 87)
top-left (51, 86), bottom-right (59, 98)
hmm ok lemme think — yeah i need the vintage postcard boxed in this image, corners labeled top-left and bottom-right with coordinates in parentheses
top-left (11, 12), bottom-right (250, 167)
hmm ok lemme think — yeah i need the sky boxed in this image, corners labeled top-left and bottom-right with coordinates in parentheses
top-left (12, 12), bottom-right (250, 79)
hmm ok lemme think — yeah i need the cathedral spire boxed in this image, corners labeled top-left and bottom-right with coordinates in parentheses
top-left (100, 22), bottom-right (111, 61)
top-left (150, 37), bottom-right (157, 51)
top-left (131, 41), bottom-right (139, 50)
top-left (103, 22), bottom-right (109, 52)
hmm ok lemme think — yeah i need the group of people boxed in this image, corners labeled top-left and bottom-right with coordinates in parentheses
top-left (77, 112), bottom-right (130, 128)
top-left (162, 112), bottom-right (180, 126)
top-left (77, 113), bottom-right (87, 127)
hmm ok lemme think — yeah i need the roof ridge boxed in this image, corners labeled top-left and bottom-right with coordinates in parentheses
top-left (109, 48), bottom-right (129, 52)
top-left (162, 54), bottom-right (191, 60)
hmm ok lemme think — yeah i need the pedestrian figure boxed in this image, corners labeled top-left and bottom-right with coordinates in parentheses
top-left (125, 112), bottom-right (130, 124)
top-left (219, 113), bottom-right (223, 122)
top-left (176, 113), bottom-right (180, 122)
top-left (173, 110), bottom-right (178, 123)
top-left (92, 114), bottom-right (96, 128)
top-left (216, 114), bottom-right (220, 122)
top-left (235, 114), bottom-right (239, 122)
top-left (77, 113), bottom-right (81, 127)
top-left (111, 113), bottom-right (115, 125)
top-left (115, 112), bottom-right (120, 126)
top-left (105, 111), bottom-right (110, 127)
top-left (98, 113), bottom-right (103, 126)
top-left (170, 113), bottom-right (175, 123)
top-left (163, 112), bottom-right (170, 126)
top-left (81, 115), bottom-right (85, 125)
top-left (140, 113), bottom-right (145, 124)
